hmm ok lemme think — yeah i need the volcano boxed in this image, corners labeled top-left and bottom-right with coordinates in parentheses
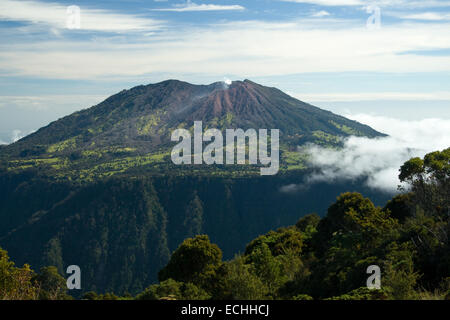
top-left (0, 79), bottom-right (384, 179)
top-left (0, 80), bottom-right (391, 295)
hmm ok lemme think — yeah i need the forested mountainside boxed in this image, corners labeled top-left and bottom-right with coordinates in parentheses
top-left (0, 171), bottom-right (391, 294)
top-left (0, 80), bottom-right (383, 180)
top-left (1, 149), bottom-right (448, 300)
top-left (0, 79), bottom-right (389, 294)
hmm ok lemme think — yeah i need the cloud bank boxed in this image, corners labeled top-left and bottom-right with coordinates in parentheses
top-left (298, 114), bottom-right (450, 193)
top-left (2, 18), bottom-right (450, 79)
top-left (282, 0), bottom-right (450, 8)
top-left (293, 92), bottom-right (450, 102)
top-left (0, 0), bottom-right (163, 32)
top-left (152, 1), bottom-right (245, 12)
top-left (281, 0), bottom-right (363, 5)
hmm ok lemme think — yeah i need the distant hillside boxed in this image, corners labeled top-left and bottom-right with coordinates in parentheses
top-left (0, 80), bottom-right (390, 295)
top-left (0, 79), bottom-right (384, 181)
top-left (0, 173), bottom-right (391, 294)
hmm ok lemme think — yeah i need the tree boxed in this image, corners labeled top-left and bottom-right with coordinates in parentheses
top-left (326, 287), bottom-right (389, 300)
top-left (383, 193), bottom-right (413, 223)
top-left (158, 235), bottom-right (222, 285)
top-left (217, 256), bottom-right (268, 300)
top-left (181, 282), bottom-right (211, 300)
top-left (183, 191), bottom-right (204, 238)
top-left (136, 279), bottom-right (181, 300)
top-left (82, 291), bottom-right (121, 300)
top-left (295, 213), bottom-right (320, 240)
top-left (245, 227), bottom-right (303, 257)
top-left (312, 192), bottom-right (398, 257)
top-left (303, 193), bottom-right (400, 298)
top-left (32, 266), bottom-right (70, 300)
top-left (382, 242), bottom-right (420, 300)
top-left (399, 150), bottom-right (449, 287)
top-left (0, 247), bottom-right (38, 300)
top-left (399, 148), bottom-right (450, 219)
top-left (399, 157), bottom-right (425, 183)
top-left (136, 279), bottom-right (210, 300)
top-left (248, 243), bottom-right (286, 296)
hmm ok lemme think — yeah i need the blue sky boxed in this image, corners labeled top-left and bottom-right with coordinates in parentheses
top-left (1, 0), bottom-right (450, 143)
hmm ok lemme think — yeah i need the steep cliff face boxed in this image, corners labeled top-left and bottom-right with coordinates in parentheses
top-left (0, 173), bottom-right (391, 294)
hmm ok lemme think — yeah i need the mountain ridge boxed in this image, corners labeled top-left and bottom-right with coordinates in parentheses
top-left (0, 79), bottom-right (385, 180)
top-left (0, 80), bottom-right (394, 294)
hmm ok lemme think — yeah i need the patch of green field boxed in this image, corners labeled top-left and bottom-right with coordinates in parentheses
top-left (281, 150), bottom-right (307, 171)
top-left (7, 157), bottom-right (63, 172)
top-left (70, 151), bottom-right (170, 181)
top-left (5, 142), bottom-right (310, 181)
top-left (88, 127), bottom-right (103, 135)
top-left (82, 147), bottom-right (136, 158)
top-left (329, 120), bottom-right (363, 136)
top-left (47, 137), bottom-right (77, 153)
top-left (137, 110), bottom-right (167, 135)
top-left (312, 130), bottom-right (341, 144)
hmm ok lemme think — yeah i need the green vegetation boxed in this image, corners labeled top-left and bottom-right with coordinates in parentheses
top-left (1, 149), bottom-right (447, 300)
top-left (0, 80), bottom-right (383, 181)
top-left (4, 146), bottom-right (312, 182)
top-left (0, 170), bottom-right (390, 295)
top-left (0, 80), bottom-right (392, 297)
top-left (312, 130), bottom-right (341, 145)
top-left (281, 150), bottom-right (307, 171)
top-left (47, 137), bottom-right (78, 153)
top-left (329, 120), bottom-right (364, 136)
top-left (0, 248), bottom-right (72, 300)
top-left (130, 149), bottom-right (449, 300)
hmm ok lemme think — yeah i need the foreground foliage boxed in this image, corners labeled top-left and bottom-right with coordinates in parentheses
top-left (132, 148), bottom-right (449, 300)
top-left (1, 148), bottom-right (448, 300)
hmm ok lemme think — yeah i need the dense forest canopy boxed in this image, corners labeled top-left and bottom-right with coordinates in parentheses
top-left (1, 148), bottom-right (449, 300)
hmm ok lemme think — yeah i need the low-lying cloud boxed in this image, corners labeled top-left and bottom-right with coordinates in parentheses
top-left (11, 129), bottom-right (26, 143)
top-left (299, 114), bottom-right (450, 193)
top-left (0, 129), bottom-right (32, 145)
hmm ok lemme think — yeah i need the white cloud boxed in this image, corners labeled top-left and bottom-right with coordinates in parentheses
top-left (400, 12), bottom-right (450, 20)
top-left (0, 129), bottom-right (34, 144)
top-left (281, 0), bottom-right (363, 6)
top-left (2, 19), bottom-right (450, 79)
top-left (223, 77), bottom-right (233, 85)
top-left (311, 10), bottom-right (331, 17)
top-left (300, 114), bottom-right (450, 192)
top-left (0, 95), bottom-right (107, 144)
top-left (292, 91), bottom-right (450, 102)
top-left (152, 1), bottom-right (245, 12)
top-left (0, 95), bottom-right (107, 111)
top-left (11, 129), bottom-right (26, 143)
top-left (282, 0), bottom-right (450, 8)
top-left (0, 0), bottom-right (163, 32)
top-left (391, 1), bottom-right (450, 9)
